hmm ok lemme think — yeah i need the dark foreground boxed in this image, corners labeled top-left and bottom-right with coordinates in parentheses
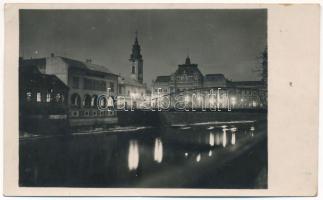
top-left (19, 113), bottom-right (267, 188)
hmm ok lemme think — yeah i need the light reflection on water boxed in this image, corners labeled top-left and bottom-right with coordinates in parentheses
top-left (222, 128), bottom-right (227, 147)
top-left (231, 133), bottom-right (236, 145)
top-left (154, 137), bottom-right (163, 163)
top-left (128, 140), bottom-right (139, 171)
top-left (196, 153), bottom-right (201, 162)
top-left (215, 133), bottom-right (221, 146)
top-left (209, 132), bottom-right (215, 147)
top-left (231, 127), bottom-right (237, 145)
top-left (250, 126), bottom-right (255, 137)
top-left (19, 120), bottom-right (262, 187)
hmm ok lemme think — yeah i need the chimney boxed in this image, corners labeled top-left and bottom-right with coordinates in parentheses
top-left (86, 59), bottom-right (92, 63)
top-left (50, 53), bottom-right (55, 57)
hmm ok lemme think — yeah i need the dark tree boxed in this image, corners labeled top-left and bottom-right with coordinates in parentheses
top-left (260, 46), bottom-right (268, 84)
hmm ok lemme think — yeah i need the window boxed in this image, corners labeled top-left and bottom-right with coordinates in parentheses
top-left (110, 82), bottom-right (115, 92)
top-left (119, 86), bottom-right (122, 94)
top-left (84, 78), bottom-right (106, 91)
top-left (55, 93), bottom-right (61, 102)
top-left (83, 94), bottom-right (91, 108)
top-left (46, 93), bottom-right (51, 102)
top-left (128, 91), bottom-right (130, 96)
top-left (107, 97), bottom-right (114, 107)
top-left (36, 92), bottom-right (41, 102)
top-left (61, 94), bottom-right (65, 103)
top-left (91, 95), bottom-right (98, 107)
top-left (71, 93), bottom-right (81, 108)
top-left (99, 98), bottom-right (107, 107)
top-left (72, 77), bottom-right (79, 89)
top-left (132, 65), bottom-right (135, 74)
top-left (26, 91), bottom-right (32, 102)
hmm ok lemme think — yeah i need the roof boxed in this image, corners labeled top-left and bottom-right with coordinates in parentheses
top-left (21, 58), bottom-right (46, 67)
top-left (175, 65), bottom-right (203, 76)
top-left (20, 56), bottom-right (117, 76)
top-left (175, 56), bottom-right (203, 76)
top-left (60, 57), bottom-right (116, 76)
top-left (20, 73), bottom-right (69, 90)
top-left (155, 75), bottom-right (171, 83)
top-left (204, 74), bottom-right (226, 81)
top-left (119, 76), bottom-right (145, 87)
top-left (227, 81), bottom-right (265, 87)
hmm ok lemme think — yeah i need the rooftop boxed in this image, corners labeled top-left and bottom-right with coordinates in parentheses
top-left (60, 56), bottom-right (116, 75)
top-left (155, 75), bottom-right (171, 83)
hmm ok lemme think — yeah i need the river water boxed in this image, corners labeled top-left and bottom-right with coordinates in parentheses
top-left (19, 119), bottom-right (267, 188)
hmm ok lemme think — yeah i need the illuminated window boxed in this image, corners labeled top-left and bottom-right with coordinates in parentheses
top-left (91, 95), bottom-right (98, 107)
top-left (26, 91), bottom-right (32, 102)
top-left (99, 97), bottom-right (107, 107)
top-left (46, 93), bottom-right (51, 102)
top-left (36, 92), bottom-right (41, 102)
top-left (55, 93), bottom-right (61, 102)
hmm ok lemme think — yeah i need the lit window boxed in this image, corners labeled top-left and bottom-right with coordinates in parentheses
top-left (36, 92), bottom-right (41, 102)
top-left (55, 93), bottom-right (61, 102)
top-left (26, 91), bottom-right (32, 102)
top-left (46, 93), bottom-right (51, 102)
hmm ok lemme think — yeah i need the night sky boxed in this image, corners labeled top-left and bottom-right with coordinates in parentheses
top-left (20, 9), bottom-right (267, 86)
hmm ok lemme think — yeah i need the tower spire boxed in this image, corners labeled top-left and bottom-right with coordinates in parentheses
top-left (129, 30), bottom-right (143, 84)
top-left (134, 30), bottom-right (139, 44)
top-left (185, 48), bottom-right (191, 65)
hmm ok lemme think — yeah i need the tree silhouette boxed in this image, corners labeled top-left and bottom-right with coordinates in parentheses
top-left (260, 46), bottom-right (268, 84)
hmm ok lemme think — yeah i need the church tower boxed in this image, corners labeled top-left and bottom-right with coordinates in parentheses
top-left (129, 31), bottom-right (143, 84)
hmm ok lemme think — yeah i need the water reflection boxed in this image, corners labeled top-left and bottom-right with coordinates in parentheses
top-left (128, 140), bottom-right (139, 171)
top-left (154, 137), bottom-right (163, 163)
top-left (231, 133), bottom-right (236, 145)
top-left (231, 127), bottom-right (237, 145)
top-left (222, 128), bottom-right (227, 147)
top-left (196, 153), bottom-right (201, 162)
top-left (19, 120), bottom-right (265, 187)
top-left (209, 132), bottom-right (215, 147)
top-left (250, 126), bottom-right (255, 137)
top-left (215, 133), bottom-right (221, 146)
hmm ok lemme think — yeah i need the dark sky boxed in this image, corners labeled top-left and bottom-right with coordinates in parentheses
top-left (20, 9), bottom-right (267, 85)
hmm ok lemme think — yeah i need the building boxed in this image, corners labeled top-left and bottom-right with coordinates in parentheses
top-left (152, 56), bottom-right (267, 110)
top-left (19, 64), bottom-right (69, 135)
top-left (20, 54), bottom-right (119, 128)
top-left (117, 33), bottom-right (149, 109)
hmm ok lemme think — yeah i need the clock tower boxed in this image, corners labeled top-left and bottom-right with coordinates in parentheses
top-left (129, 31), bottom-right (143, 83)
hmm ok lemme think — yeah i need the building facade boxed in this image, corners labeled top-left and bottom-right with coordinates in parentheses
top-left (19, 63), bottom-right (69, 135)
top-left (20, 54), bottom-right (119, 128)
top-left (152, 56), bottom-right (267, 110)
